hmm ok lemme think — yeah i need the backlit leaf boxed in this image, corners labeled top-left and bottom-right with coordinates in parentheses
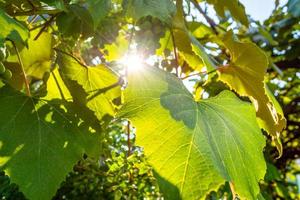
top-left (205, 0), bottom-right (249, 26)
top-left (124, 0), bottom-right (176, 24)
top-left (118, 66), bottom-right (266, 200)
top-left (0, 9), bottom-right (29, 46)
top-left (58, 53), bottom-right (121, 121)
top-left (5, 30), bottom-right (53, 91)
top-left (172, 1), bottom-right (216, 74)
top-left (45, 68), bottom-right (72, 101)
top-left (103, 31), bottom-right (129, 62)
top-left (218, 32), bottom-right (286, 154)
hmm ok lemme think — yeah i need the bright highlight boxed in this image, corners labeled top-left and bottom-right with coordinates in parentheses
top-left (120, 54), bottom-right (144, 72)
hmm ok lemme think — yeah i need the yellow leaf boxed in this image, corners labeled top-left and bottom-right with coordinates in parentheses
top-left (103, 31), bottom-right (129, 62)
top-left (218, 31), bottom-right (286, 154)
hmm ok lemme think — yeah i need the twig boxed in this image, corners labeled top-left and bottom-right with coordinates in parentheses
top-left (26, 0), bottom-right (36, 10)
top-left (29, 23), bottom-right (46, 31)
top-left (53, 48), bottom-right (88, 68)
top-left (170, 29), bottom-right (179, 77)
top-left (28, 15), bottom-right (38, 25)
top-left (191, 0), bottom-right (218, 35)
top-left (127, 121), bottom-right (131, 157)
top-left (181, 69), bottom-right (217, 80)
top-left (34, 14), bottom-right (57, 40)
top-left (9, 40), bottom-right (31, 96)
top-left (11, 9), bottom-right (61, 17)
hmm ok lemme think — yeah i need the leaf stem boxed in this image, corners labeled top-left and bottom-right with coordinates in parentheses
top-left (170, 29), bottom-right (180, 77)
top-left (9, 40), bottom-right (31, 97)
top-left (10, 9), bottom-right (61, 17)
top-left (53, 48), bottom-right (88, 68)
top-left (127, 121), bottom-right (131, 157)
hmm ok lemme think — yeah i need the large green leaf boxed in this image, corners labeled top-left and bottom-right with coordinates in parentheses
top-left (205, 0), bottom-right (249, 26)
top-left (118, 66), bottom-right (266, 199)
top-left (0, 9), bottom-right (29, 46)
top-left (218, 32), bottom-right (286, 154)
top-left (58, 53), bottom-right (121, 121)
top-left (124, 0), bottom-right (176, 24)
top-left (0, 87), bottom-right (101, 200)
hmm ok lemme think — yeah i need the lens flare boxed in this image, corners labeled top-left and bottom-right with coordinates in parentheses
top-left (120, 54), bottom-right (144, 73)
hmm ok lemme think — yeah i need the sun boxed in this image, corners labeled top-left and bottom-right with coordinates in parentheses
top-left (120, 53), bottom-right (145, 73)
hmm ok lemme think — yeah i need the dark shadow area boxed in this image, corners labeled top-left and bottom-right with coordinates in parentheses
top-left (160, 72), bottom-right (197, 129)
top-left (0, 86), bottom-right (101, 200)
top-left (153, 170), bottom-right (182, 200)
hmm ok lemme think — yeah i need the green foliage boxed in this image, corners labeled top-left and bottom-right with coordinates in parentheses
top-left (0, 9), bottom-right (28, 47)
top-left (205, 0), bottom-right (249, 26)
top-left (0, 0), bottom-right (299, 199)
top-left (0, 86), bottom-right (101, 200)
top-left (57, 53), bottom-right (121, 121)
top-left (118, 66), bottom-right (266, 199)
top-left (54, 121), bottom-right (161, 200)
top-left (5, 29), bottom-right (53, 90)
top-left (123, 0), bottom-right (176, 24)
top-left (218, 31), bottom-right (286, 153)
top-left (0, 171), bottom-right (26, 200)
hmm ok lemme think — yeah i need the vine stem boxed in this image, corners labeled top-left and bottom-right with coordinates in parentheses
top-left (53, 48), bottom-right (88, 68)
top-left (34, 14), bottom-right (57, 41)
top-left (9, 40), bottom-right (31, 97)
top-left (191, 0), bottom-right (219, 35)
top-left (10, 9), bottom-right (61, 17)
top-left (170, 29), bottom-right (180, 77)
top-left (127, 121), bottom-right (131, 157)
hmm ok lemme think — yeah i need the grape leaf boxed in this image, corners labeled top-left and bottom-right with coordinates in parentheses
top-left (87, 0), bottom-right (112, 28)
top-left (58, 53), bottom-right (121, 121)
top-left (45, 68), bottom-right (72, 101)
top-left (205, 0), bottom-right (249, 26)
top-left (56, 4), bottom-right (94, 39)
top-left (0, 86), bottom-right (101, 200)
top-left (124, 0), bottom-right (176, 24)
top-left (0, 9), bottom-right (29, 46)
top-left (5, 30), bottom-right (53, 90)
top-left (172, 1), bottom-right (216, 75)
top-left (218, 32), bottom-right (286, 154)
top-left (118, 66), bottom-right (266, 199)
top-left (172, 29), bottom-right (204, 70)
top-left (103, 31), bottom-right (129, 62)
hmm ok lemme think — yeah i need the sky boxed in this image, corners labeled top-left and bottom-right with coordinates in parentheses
top-left (240, 0), bottom-right (288, 21)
